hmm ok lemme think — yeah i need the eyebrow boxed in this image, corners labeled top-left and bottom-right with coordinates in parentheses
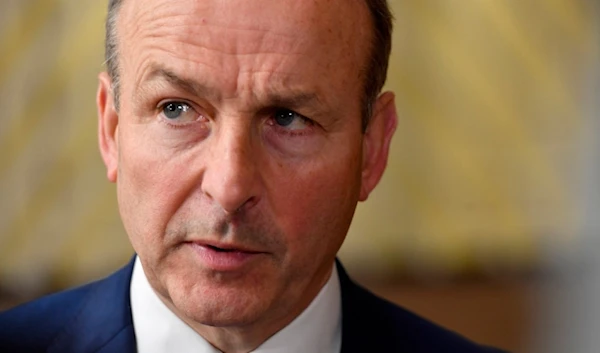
top-left (141, 66), bottom-right (217, 101)
top-left (137, 65), bottom-right (326, 113)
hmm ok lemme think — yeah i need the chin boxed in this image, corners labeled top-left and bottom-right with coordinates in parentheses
top-left (170, 280), bottom-right (273, 327)
top-left (157, 256), bottom-right (275, 325)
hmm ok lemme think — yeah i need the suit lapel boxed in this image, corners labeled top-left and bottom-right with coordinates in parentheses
top-left (337, 260), bottom-right (409, 353)
top-left (337, 260), bottom-right (374, 353)
top-left (48, 257), bottom-right (137, 353)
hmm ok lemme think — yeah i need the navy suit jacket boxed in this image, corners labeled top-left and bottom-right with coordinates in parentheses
top-left (0, 257), bottom-right (507, 353)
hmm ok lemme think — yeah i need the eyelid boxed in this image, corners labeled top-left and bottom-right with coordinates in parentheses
top-left (267, 109), bottom-right (316, 138)
top-left (283, 109), bottom-right (313, 126)
top-left (157, 99), bottom-right (192, 111)
top-left (276, 108), bottom-right (311, 122)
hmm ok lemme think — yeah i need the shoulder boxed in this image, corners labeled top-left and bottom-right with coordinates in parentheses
top-left (0, 280), bottom-right (100, 352)
top-left (337, 262), bottom-right (508, 353)
top-left (0, 258), bottom-right (135, 353)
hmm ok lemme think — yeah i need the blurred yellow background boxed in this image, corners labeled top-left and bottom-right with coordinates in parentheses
top-left (0, 0), bottom-right (598, 294)
top-left (342, 0), bottom-right (599, 278)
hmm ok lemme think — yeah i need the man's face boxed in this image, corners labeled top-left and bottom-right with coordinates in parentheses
top-left (98, 0), bottom-right (395, 331)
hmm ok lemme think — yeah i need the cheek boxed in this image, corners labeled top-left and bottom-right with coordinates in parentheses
top-left (116, 126), bottom-right (201, 253)
top-left (270, 149), bottom-right (363, 260)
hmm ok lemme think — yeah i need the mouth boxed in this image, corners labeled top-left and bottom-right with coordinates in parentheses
top-left (187, 241), bottom-right (262, 254)
top-left (185, 241), bottom-right (265, 271)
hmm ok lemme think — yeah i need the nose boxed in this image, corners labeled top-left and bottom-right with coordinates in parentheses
top-left (201, 122), bottom-right (261, 214)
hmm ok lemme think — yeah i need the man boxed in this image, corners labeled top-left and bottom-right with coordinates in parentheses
top-left (0, 0), bottom-right (506, 352)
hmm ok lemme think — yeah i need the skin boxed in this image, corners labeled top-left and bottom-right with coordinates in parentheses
top-left (97, 0), bottom-right (397, 352)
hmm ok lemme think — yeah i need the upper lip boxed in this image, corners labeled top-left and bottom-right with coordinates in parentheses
top-left (186, 240), bottom-right (264, 253)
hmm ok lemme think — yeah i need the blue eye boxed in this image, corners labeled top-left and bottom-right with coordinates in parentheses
top-left (163, 102), bottom-right (190, 120)
top-left (274, 109), bottom-right (297, 127)
top-left (270, 108), bottom-right (313, 132)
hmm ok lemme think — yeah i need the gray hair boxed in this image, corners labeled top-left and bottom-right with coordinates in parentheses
top-left (104, 0), bottom-right (393, 130)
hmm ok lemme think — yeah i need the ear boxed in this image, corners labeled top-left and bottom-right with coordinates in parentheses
top-left (359, 91), bottom-right (398, 201)
top-left (97, 72), bottom-right (119, 183)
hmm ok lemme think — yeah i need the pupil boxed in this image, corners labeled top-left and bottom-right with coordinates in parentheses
top-left (164, 103), bottom-right (183, 119)
top-left (275, 110), bottom-right (295, 126)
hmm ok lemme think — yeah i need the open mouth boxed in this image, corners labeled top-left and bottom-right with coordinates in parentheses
top-left (206, 245), bottom-right (237, 253)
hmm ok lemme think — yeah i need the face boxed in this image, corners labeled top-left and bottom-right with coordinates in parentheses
top-left (98, 0), bottom-right (396, 334)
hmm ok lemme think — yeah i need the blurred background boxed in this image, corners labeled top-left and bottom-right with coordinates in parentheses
top-left (1, 1), bottom-right (599, 352)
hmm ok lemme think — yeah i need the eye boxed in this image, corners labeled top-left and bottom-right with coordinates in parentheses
top-left (272, 108), bottom-right (312, 131)
top-left (159, 101), bottom-right (201, 124)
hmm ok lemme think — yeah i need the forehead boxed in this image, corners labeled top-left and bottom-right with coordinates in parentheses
top-left (119, 0), bottom-right (369, 45)
top-left (117, 0), bottom-right (371, 102)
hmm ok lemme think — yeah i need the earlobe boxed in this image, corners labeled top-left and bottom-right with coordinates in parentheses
top-left (359, 91), bottom-right (398, 201)
top-left (97, 72), bottom-right (119, 183)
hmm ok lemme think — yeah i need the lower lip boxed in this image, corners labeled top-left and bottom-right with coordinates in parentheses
top-left (187, 243), bottom-right (261, 271)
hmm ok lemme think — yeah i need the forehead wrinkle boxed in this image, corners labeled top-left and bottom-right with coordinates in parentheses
top-left (142, 65), bottom-right (221, 101)
top-left (182, 23), bottom-right (301, 55)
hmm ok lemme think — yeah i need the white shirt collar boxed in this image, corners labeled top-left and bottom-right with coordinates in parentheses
top-left (130, 257), bottom-right (342, 353)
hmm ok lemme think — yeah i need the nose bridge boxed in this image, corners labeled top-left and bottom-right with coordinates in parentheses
top-left (203, 119), bottom-right (259, 213)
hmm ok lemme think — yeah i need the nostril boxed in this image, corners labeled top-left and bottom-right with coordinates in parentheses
top-left (217, 194), bottom-right (259, 215)
top-left (200, 152), bottom-right (261, 214)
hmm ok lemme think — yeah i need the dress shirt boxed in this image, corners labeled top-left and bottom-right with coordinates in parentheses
top-left (131, 257), bottom-right (342, 353)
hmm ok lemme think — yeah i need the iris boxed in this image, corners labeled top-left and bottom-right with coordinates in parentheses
top-left (274, 109), bottom-right (297, 127)
top-left (163, 102), bottom-right (188, 120)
